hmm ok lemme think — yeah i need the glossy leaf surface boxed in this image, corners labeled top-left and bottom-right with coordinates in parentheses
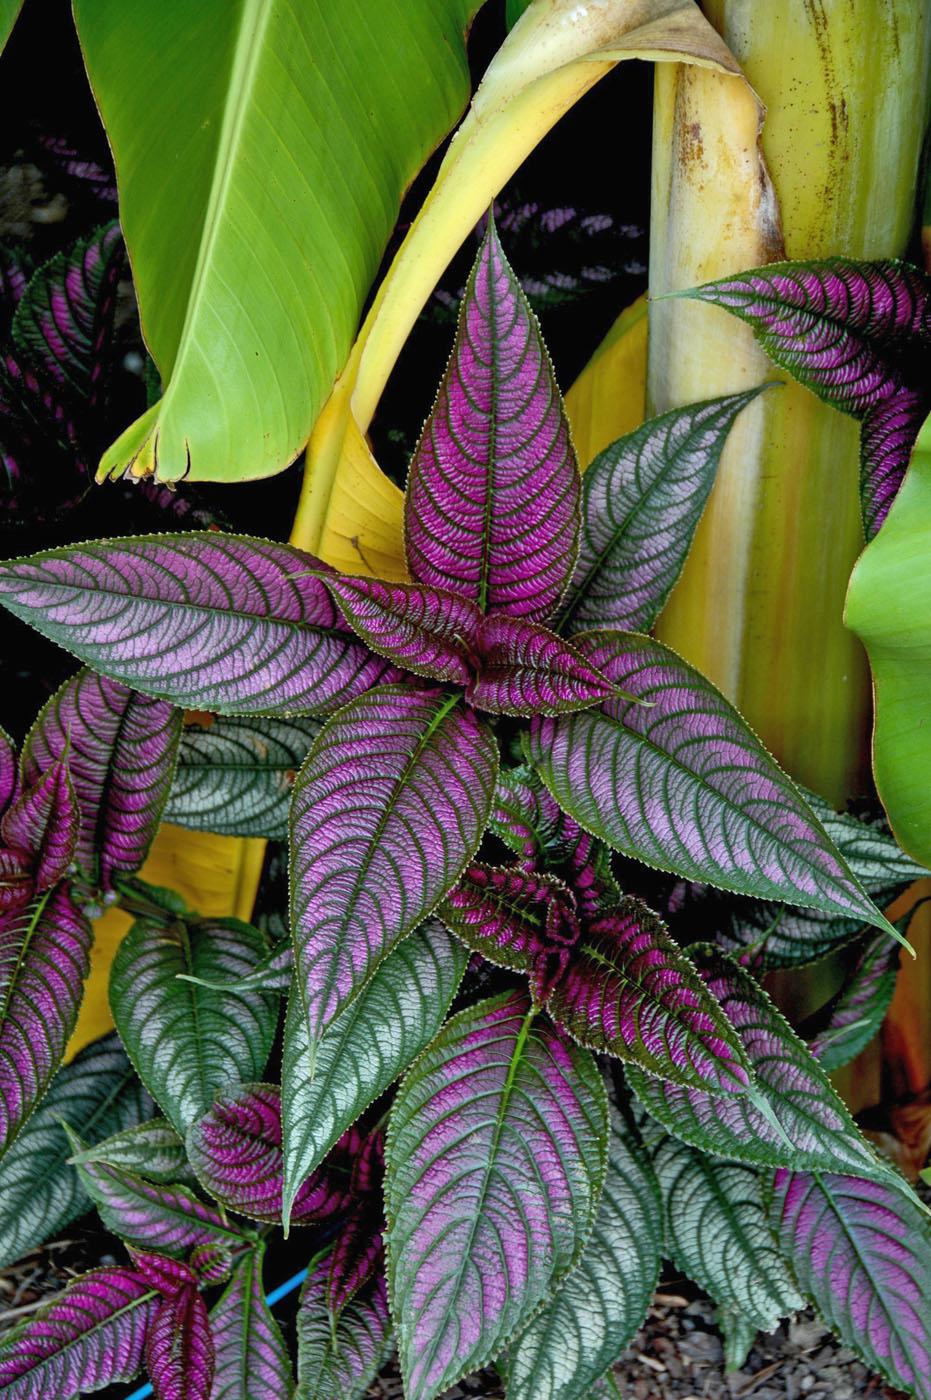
top-left (164, 714), bottom-right (318, 840)
top-left (807, 931), bottom-right (901, 1071)
top-left (529, 631), bottom-right (893, 933)
top-left (210, 1247), bottom-right (292, 1400)
top-left (468, 614), bottom-right (616, 715)
top-left (0, 1267), bottom-right (157, 1398)
top-left (281, 921), bottom-right (465, 1222)
top-left (23, 668), bottom-right (181, 890)
top-left (0, 885), bottom-right (91, 1157)
top-left (558, 390), bottom-right (767, 633)
top-left (508, 1105), bottom-right (661, 1400)
top-left (289, 686), bottom-right (496, 1045)
top-left (386, 990), bottom-right (607, 1400)
top-left (73, 0), bottom-right (482, 484)
top-left (296, 1258), bottom-right (392, 1400)
top-left (145, 1276), bottom-right (214, 1400)
top-left (404, 222), bottom-right (579, 622)
top-left (320, 575), bottom-right (479, 685)
top-left (70, 1117), bottom-right (190, 1186)
top-left (773, 1169), bottom-right (931, 1398)
top-left (547, 899), bottom-right (751, 1094)
top-left (685, 260), bottom-right (931, 536)
top-left (1, 761), bottom-right (77, 891)
top-left (0, 1033), bottom-right (148, 1270)
top-left (654, 1135), bottom-right (802, 1332)
top-left (628, 948), bottom-right (896, 1185)
top-left (109, 916), bottom-right (277, 1135)
top-left (0, 726), bottom-right (16, 817)
top-left (0, 534), bottom-right (394, 716)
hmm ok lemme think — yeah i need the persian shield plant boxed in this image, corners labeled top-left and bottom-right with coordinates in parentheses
top-left (0, 223), bottom-right (928, 1400)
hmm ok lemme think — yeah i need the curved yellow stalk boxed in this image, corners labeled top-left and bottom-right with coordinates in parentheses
top-left (650, 0), bottom-right (931, 804)
top-left (564, 294), bottom-right (648, 470)
top-left (290, 0), bottom-right (753, 560)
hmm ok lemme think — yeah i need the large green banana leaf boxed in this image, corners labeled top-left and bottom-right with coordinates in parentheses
top-left (72, 0), bottom-right (482, 484)
top-left (0, 0), bottom-right (22, 53)
top-left (846, 414), bottom-right (931, 865)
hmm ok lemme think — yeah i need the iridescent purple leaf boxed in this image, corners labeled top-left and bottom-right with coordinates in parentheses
top-left (468, 613), bottom-right (618, 716)
top-left (0, 884), bottom-right (91, 1158)
top-left (653, 1135), bottom-right (802, 1334)
top-left (297, 1256), bottom-right (393, 1400)
top-left (772, 1168), bottom-right (931, 1398)
top-left (0, 725), bottom-right (17, 817)
top-left (109, 916), bottom-right (278, 1136)
top-left (130, 1249), bottom-right (200, 1298)
top-left (164, 714), bottom-right (319, 841)
top-left (66, 1125), bottom-right (246, 1256)
top-left (386, 990), bottom-right (607, 1400)
top-left (1, 760), bottom-right (78, 890)
top-left (627, 946), bottom-right (899, 1186)
top-left (0, 1032), bottom-right (149, 1270)
top-left (289, 686), bottom-right (497, 1048)
top-left (546, 898), bottom-right (750, 1094)
top-left (405, 221), bottom-right (579, 622)
top-left (319, 574), bottom-right (480, 685)
top-left (11, 223), bottom-right (123, 407)
top-left (440, 863), bottom-right (580, 1004)
top-left (557, 389), bottom-right (768, 634)
top-left (0, 534), bottom-right (397, 717)
top-left (210, 1246), bottom-right (292, 1400)
top-left (145, 1275), bottom-right (215, 1400)
top-left (0, 847), bottom-right (32, 916)
top-left (325, 1207), bottom-right (385, 1317)
top-left (490, 763), bottom-right (620, 915)
top-left (507, 1104), bottom-right (661, 1400)
top-left (683, 259), bottom-right (931, 536)
top-left (0, 1266), bottom-right (158, 1398)
top-left (69, 1117), bottom-right (191, 1186)
top-left (529, 631), bottom-right (897, 936)
top-left (187, 1083), bottom-right (352, 1226)
top-left (281, 921), bottom-right (466, 1226)
top-left (22, 668), bottom-right (181, 891)
top-left (806, 930), bottom-right (901, 1071)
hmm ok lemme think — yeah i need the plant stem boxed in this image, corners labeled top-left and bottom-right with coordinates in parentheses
top-left (649, 0), bottom-right (931, 804)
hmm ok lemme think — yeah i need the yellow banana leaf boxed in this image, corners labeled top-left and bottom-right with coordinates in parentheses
top-left (290, 0), bottom-right (755, 559)
top-left (68, 828), bottom-right (265, 1058)
top-left (563, 294), bottom-right (647, 470)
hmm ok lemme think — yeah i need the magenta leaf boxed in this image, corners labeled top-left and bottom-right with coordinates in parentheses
top-left (627, 946), bottom-right (899, 1186)
top-left (0, 726), bottom-right (17, 817)
top-left (325, 1208), bottom-right (385, 1317)
top-left (385, 990), bottom-right (607, 1400)
top-left (0, 534), bottom-right (397, 717)
top-left (1, 760), bottom-right (78, 891)
top-left (490, 763), bottom-right (620, 915)
top-left (468, 613), bottom-right (617, 715)
top-left (0, 1032), bottom-right (149, 1271)
top-left (145, 1274), bottom-right (215, 1400)
top-left (684, 259), bottom-right (931, 536)
top-left (281, 921), bottom-right (465, 1226)
top-left (10, 223), bottom-right (124, 408)
top-left (0, 847), bottom-right (32, 916)
top-left (130, 1249), bottom-right (200, 1298)
top-left (547, 898), bottom-right (750, 1094)
top-left (0, 885), bottom-right (91, 1158)
top-left (109, 915), bottom-right (278, 1135)
top-left (319, 574), bottom-right (480, 685)
top-left (529, 631), bottom-right (896, 935)
top-left (289, 686), bottom-right (497, 1047)
top-left (187, 1083), bottom-right (352, 1226)
top-left (557, 389), bottom-right (768, 633)
top-left (772, 1169), bottom-right (931, 1398)
top-left (806, 929), bottom-right (901, 1071)
top-left (209, 1246), bottom-right (292, 1400)
top-left (507, 1104), bottom-right (661, 1400)
top-left (66, 1124), bottom-right (247, 1256)
top-left (0, 1266), bottom-right (158, 1398)
top-left (164, 714), bottom-right (319, 841)
top-left (22, 668), bottom-right (181, 892)
top-left (297, 1255), bottom-right (393, 1400)
top-left (653, 1135), bottom-right (802, 1336)
top-left (440, 863), bottom-right (580, 1004)
top-left (404, 220), bottom-right (579, 622)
